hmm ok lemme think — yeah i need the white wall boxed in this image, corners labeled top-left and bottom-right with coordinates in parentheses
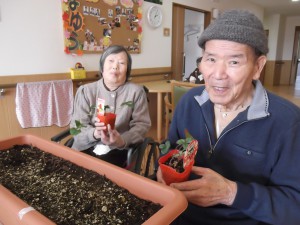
top-left (282, 15), bottom-right (300, 60)
top-left (264, 14), bottom-right (281, 60)
top-left (276, 15), bottom-right (286, 60)
top-left (264, 14), bottom-right (300, 60)
top-left (0, 0), bottom-right (264, 76)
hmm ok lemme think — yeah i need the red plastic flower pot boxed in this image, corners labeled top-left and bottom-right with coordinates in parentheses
top-left (158, 149), bottom-right (194, 186)
top-left (97, 113), bottom-right (116, 130)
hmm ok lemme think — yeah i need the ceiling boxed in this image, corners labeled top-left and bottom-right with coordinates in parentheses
top-left (247, 0), bottom-right (300, 16)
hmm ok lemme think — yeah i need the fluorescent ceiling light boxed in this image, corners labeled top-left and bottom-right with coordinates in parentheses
top-left (291, 0), bottom-right (299, 2)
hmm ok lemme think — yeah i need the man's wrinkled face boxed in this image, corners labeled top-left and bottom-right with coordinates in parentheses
top-left (200, 40), bottom-right (266, 109)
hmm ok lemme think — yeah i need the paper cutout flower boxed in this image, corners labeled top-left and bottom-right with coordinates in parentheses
top-left (138, 26), bottom-right (142, 33)
top-left (64, 47), bottom-right (70, 54)
top-left (76, 49), bottom-right (83, 56)
top-left (61, 2), bottom-right (69, 12)
top-left (138, 34), bottom-right (142, 40)
top-left (104, 0), bottom-right (118, 6)
top-left (121, 0), bottom-right (133, 8)
top-left (64, 38), bottom-right (71, 47)
top-left (62, 12), bottom-right (69, 21)
top-left (64, 30), bottom-right (71, 39)
top-left (138, 7), bottom-right (142, 14)
top-left (137, 13), bottom-right (142, 20)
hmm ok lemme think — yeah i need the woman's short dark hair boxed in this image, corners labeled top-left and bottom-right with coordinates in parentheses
top-left (99, 45), bottom-right (132, 81)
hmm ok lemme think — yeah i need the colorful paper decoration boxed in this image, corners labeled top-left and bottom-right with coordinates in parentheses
top-left (61, 0), bottom-right (142, 55)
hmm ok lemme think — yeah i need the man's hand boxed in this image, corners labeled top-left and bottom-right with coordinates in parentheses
top-left (156, 167), bottom-right (166, 185)
top-left (158, 166), bottom-right (237, 207)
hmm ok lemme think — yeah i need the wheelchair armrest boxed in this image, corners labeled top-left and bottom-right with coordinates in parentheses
top-left (126, 137), bottom-right (159, 177)
top-left (126, 144), bottom-right (137, 167)
top-left (126, 139), bottom-right (149, 168)
top-left (51, 129), bottom-right (71, 142)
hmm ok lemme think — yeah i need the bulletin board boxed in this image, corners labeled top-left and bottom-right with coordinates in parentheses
top-left (61, 0), bottom-right (143, 56)
top-left (145, 0), bottom-right (162, 4)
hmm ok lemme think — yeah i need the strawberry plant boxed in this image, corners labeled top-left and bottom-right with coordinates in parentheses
top-left (158, 130), bottom-right (198, 184)
top-left (159, 137), bottom-right (194, 173)
top-left (70, 120), bottom-right (86, 135)
top-left (70, 101), bottom-right (134, 135)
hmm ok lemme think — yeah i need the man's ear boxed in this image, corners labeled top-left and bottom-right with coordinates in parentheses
top-left (253, 55), bottom-right (267, 80)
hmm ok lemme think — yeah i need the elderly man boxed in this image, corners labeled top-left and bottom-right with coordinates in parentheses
top-left (157, 9), bottom-right (300, 225)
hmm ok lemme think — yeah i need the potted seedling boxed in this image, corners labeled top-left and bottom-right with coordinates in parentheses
top-left (158, 130), bottom-right (198, 185)
top-left (97, 105), bottom-right (117, 129)
top-left (70, 100), bottom-right (134, 135)
top-left (96, 99), bottom-right (134, 130)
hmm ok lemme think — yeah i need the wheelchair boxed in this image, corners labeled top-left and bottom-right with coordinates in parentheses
top-left (51, 129), bottom-right (159, 178)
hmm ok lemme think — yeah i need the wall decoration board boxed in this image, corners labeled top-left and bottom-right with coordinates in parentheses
top-left (144, 0), bottom-right (162, 4)
top-left (62, 0), bottom-right (143, 56)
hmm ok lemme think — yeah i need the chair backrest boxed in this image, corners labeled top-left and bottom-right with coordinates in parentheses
top-left (170, 80), bottom-right (203, 112)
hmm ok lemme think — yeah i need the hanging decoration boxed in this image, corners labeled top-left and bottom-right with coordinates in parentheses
top-left (61, 0), bottom-right (143, 55)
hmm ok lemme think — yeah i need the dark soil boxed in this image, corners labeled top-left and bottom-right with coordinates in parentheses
top-left (0, 145), bottom-right (162, 225)
top-left (164, 156), bottom-right (184, 173)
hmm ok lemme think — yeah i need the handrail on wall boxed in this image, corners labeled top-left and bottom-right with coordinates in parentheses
top-left (0, 84), bottom-right (16, 89)
top-left (0, 68), bottom-right (173, 91)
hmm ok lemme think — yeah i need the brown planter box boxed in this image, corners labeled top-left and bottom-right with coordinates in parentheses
top-left (0, 135), bottom-right (187, 225)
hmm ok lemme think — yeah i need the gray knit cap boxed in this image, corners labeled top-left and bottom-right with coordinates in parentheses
top-left (198, 9), bottom-right (269, 55)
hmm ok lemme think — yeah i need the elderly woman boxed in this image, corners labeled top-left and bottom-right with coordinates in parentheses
top-left (70, 45), bottom-right (151, 167)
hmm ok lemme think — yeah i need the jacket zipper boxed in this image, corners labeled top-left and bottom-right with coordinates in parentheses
top-left (207, 120), bottom-right (249, 159)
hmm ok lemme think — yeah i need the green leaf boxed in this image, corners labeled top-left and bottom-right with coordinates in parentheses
top-left (70, 128), bottom-right (81, 135)
top-left (88, 105), bottom-right (96, 116)
top-left (176, 139), bottom-right (185, 145)
top-left (159, 140), bottom-right (170, 154)
top-left (75, 120), bottom-right (82, 128)
top-left (71, 120), bottom-right (86, 135)
top-left (175, 134), bottom-right (194, 152)
top-left (121, 101), bottom-right (134, 108)
top-left (186, 137), bottom-right (193, 143)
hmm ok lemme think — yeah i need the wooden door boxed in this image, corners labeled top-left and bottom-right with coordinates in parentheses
top-left (290, 27), bottom-right (300, 85)
top-left (172, 5), bottom-right (185, 81)
top-left (171, 3), bottom-right (211, 81)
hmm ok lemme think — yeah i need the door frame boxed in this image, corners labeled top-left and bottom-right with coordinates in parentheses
top-left (290, 26), bottom-right (300, 85)
top-left (171, 3), bottom-right (211, 81)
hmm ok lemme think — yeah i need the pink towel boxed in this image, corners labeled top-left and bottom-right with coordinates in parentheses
top-left (16, 80), bottom-right (73, 128)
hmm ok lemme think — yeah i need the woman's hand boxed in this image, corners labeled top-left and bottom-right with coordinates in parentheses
top-left (169, 166), bottom-right (237, 207)
top-left (93, 117), bottom-right (108, 140)
top-left (93, 118), bottom-right (125, 148)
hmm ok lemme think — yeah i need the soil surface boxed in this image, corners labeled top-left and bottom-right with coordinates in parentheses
top-left (0, 145), bottom-right (161, 225)
top-left (164, 156), bottom-right (184, 173)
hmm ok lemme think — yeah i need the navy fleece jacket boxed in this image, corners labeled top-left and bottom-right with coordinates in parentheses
top-left (168, 80), bottom-right (300, 225)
